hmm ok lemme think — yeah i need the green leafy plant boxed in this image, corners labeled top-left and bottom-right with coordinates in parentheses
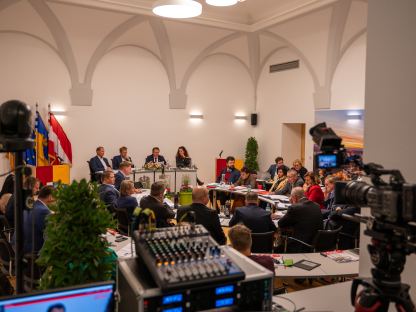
top-left (37, 179), bottom-right (115, 289)
top-left (245, 137), bottom-right (259, 172)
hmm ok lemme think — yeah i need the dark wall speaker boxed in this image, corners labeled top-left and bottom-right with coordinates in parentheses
top-left (251, 113), bottom-right (258, 126)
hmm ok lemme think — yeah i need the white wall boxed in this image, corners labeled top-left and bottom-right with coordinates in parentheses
top-left (256, 48), bottom-right (315, 173)
top-left (0, 0), bottom-right (367, 185)
top-left (361, 0), bottom-right (416, 298)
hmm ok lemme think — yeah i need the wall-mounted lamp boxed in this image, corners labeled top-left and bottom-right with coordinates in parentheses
top-left (234, 115), bottom-right (248, 120)
top-left (189, 114), bottom-right (204, 119)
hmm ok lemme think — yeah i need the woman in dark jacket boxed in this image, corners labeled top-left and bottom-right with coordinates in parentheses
top-left (116, 180), bottom-right (138, 220)
top-left (175, 146), bottom-right (192, 168)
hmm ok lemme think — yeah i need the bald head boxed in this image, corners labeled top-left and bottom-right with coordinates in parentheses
top-left (192, 187), bottom-right (209, 205)
top-left (290, 187), bottom-right (305, 204)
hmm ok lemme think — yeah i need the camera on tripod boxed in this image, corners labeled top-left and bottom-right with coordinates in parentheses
top-left (310, 122), bottom-right (347, 169)
top-left (310, 122), bottom-right (416, 312)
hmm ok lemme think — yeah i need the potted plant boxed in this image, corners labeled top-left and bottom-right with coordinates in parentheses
top-left (37, 180), bottom-right (115, 289)
top-left (245, 137), bottom-right (259, 173)
top-left (179, 174), bottom-right (193, 206)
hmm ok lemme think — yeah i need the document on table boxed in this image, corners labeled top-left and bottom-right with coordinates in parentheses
top-left (116, 242), bottom-right (136, 258)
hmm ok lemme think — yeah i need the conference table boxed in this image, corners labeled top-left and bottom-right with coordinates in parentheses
top-left (270, 250), bottom-right (359, 279)
top-left (207, 183), bottom-right (291, 211)
top-left (273, 280), bottom-right (355, 312)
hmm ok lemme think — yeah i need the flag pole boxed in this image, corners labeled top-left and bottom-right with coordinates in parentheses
top-left (35, 102), bottom-right (38, 168)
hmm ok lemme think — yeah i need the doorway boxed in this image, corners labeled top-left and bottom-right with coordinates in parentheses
top-left (281, 123), bottom-right (306, 166)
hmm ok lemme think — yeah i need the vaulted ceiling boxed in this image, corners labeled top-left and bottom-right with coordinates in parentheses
top-left (49, 0), bottom-right (343, 31)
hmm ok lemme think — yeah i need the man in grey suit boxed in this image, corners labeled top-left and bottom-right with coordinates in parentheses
top-left (274, 169), bottom-right (304, 196)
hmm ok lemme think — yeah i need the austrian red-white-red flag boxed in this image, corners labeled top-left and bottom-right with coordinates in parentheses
top-left (48, 113), bottom-right (72, 165)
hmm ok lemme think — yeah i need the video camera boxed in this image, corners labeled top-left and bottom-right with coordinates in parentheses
top-left (310, 122), bottom-right (416, 312)
top-left (310, 122), bottom-right (347, 169)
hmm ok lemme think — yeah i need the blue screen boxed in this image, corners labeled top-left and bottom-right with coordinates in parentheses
top-left (215, 285), bottom-right (234, 295)
top-left (318, 154), bottom-right (337, 168)
top-left (162, 294), bottom-right (183, 305)
top-left (0, 284), bottom-right (113, 312)
top-left (162, 308), bottom-right (182, 312)
top-left (215, 298), bottom-right (234, 308)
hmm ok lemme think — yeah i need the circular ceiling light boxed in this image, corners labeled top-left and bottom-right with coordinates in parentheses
top-left (206, 0), bottom-right (238, 6)
top-left (153, 0), bottom-right (202, 18)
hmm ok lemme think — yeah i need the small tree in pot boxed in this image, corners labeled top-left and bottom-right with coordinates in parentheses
top-left (37, 179), bottom-right (115, 289)
top-left (245, 137), bottom-right (259, 173)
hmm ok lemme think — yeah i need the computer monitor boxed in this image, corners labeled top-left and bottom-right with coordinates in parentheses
top-left (0, 281), bottom-right (114, 312)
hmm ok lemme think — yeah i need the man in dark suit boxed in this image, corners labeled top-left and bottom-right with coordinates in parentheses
top-left (17, 186), bottom-right (55, 254)
top-left (98, 170), bottom-right (119, 213)
top-left (138, 181), bottom-right (174, 228)
top-left (177, 187), bottom-right (226, 245)
top-left (216, 156), bottom-right (240, 184)
top-left (114, 161), bottom-right (132, 191)
top-left (145, 147), bottom-right (166, 165)
top-left (229, 192), bottom-right (276, 233)
top-left (89, 146), bottom-right (112, 175)
top-left (274, 169), bottom-right (304, 196)
top-left (267, 157), bottom-right (289, 180)
top-left (278, 187), bottom-right (323, 253)
top-left (112, 146), bottom-right (134, 170)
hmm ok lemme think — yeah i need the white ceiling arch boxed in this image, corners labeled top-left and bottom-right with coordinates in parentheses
top-left (48, 0), bottom-right (341, 31)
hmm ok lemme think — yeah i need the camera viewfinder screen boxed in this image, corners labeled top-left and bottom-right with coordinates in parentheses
top-left (317, 154), bottom-right (338, 168)
top-left (0, 284), bottom-right (113, 312)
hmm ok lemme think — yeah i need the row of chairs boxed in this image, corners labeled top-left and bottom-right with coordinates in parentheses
top-left (250, 226), bottom-right (359, 254)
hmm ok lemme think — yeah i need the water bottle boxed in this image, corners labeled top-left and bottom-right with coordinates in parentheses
top-left (221, 173), bottom-right (226, 184)
top-left (266, 203), bottom-right (271, 212)
top-left (225, 200), bottom-right (231, 218)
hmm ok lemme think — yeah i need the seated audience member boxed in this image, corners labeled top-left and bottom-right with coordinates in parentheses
top-left (177, 187), bottom-right (226, 245)
top-left (216, 156), bottom-right (241, 184)
top-left (145, 147), bottom-right (167, 166)
top-left (303, 172), bottom-right (325, 209)
top-left (139, 181), bottom-right (175, 228)
top-left (318, 168), bottom-right (327, 186)
top-left (117, 180), bottom-right (139, 220)
top-left (115, 161), bottom-right (133, 191)
top-left (233, 167), bottom-right (257, 189)
top-left (98, 170), bottom-right (119, 212)
top-left (175, 146), bottom-right (192, 168)
top-left (0, 193), bottom-right (12, 215)
top-left (18, 185), bottom-right (55, 254)
top-left (291, 159), bottom-right (308, 180)
top-left (90, 146), bottom-right (112, 174)
top-left (6, 177), bottom-right (40, 227)
top-left (323, 175), bottom-right (339, 212)
top-left (328, 206), bottom-right (360, 249)
top-left (277, 187), bottom-right (323, 253)
top-left (274, 169), bottom-right (303, 196)
top-left (269, 166), bottom-right (288, 193)
top-left (228, 224), bottom-right (275, 274)
top-left (267, 157), bottom-right (289, 180)
top-left (229, 192), bottom-right (276, 233)
top-left (112, 146), bottom-right (134, 170)
top-left (0, 173), bottom-right (14, 198)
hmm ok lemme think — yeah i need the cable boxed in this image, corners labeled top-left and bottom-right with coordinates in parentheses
top-left (273, 295), bottom-right (297, 312)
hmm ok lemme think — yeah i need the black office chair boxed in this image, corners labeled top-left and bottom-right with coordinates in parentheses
top-left (251, 231), bottom-right (275, 253)
top-left (339, 226), bottom-right (360, 250)
top-left (87, 160), bottom-right (103, 183)
top-left (0, 216), bottom-right (13, 242)
top-left (0, 239), bottom-right (15, 276)
top-left (285, 226), bottom-right (343, 253)
top-left (115, 207), bottom-right (131, 236)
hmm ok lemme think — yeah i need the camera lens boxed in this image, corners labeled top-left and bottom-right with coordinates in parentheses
top-left (334, 180), bottom-right (374, 206)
